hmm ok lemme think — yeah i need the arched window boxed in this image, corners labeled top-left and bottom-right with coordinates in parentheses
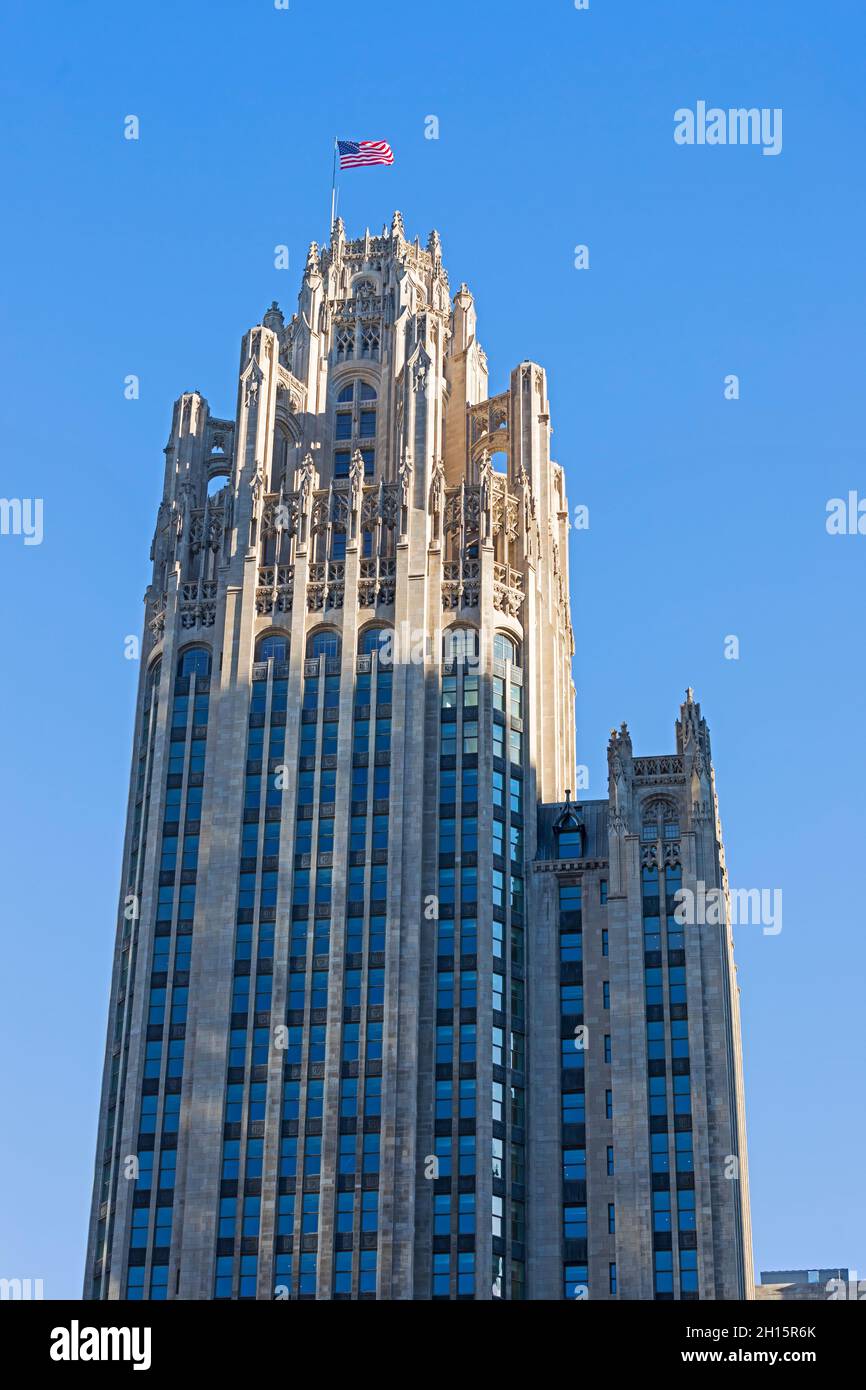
top-left (256, 633), bottom-right (289, 664)
top-left (494, 633), bottom-right (520, 666)
top-left (306, 629), bottom-right (341, 660)
top-left (641, 800), bottom-right (680, 841)
top-left (443, 627), bottom-right (479, 665)
top-left (177, 647), bottom-right (211, 677)
top-left (333, 381), bottom-right (377, 480)
top-left (359, 626), bottom-right (393, 663)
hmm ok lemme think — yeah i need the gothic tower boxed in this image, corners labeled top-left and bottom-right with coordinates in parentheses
top-left (85, 216), bottom-right (750, 1301)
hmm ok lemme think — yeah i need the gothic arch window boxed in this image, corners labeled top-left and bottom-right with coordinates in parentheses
top-left (361, 326), bottom-right (380, 360)
top-left (358, 625), bottom-right (393, 664)
top-left (443, 626), bottom-right (479, 665)
top-left (494, 632), bottom-right (520, 667)
top-left (336, 328), bottom-right (354, 361)
top-left (333, 380), bottom-right (377, 480)
top-left (640, 798), bottom-right (680, 841)
top-left (177, 646), bottom-right (211, 678)
top-left (256, 632), bottom-right (290, 665)
top-left (306, 628), bottom-right (341, 660)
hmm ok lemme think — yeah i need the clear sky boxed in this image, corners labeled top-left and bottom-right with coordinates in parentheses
top-left (1, 0), bottom-right (863, 1298)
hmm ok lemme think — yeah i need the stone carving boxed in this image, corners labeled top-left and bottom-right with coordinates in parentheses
top-left (179, 579), bottom-right (217, 629)
top-left (492, 562), bottom-right (525, 615)
top-left (256, 565), bottom-right (294, 615)
top-left (442, 560), bottom-right (480, 610)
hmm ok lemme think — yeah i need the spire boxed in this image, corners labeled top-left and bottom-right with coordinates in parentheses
top-left (608, 721), bottom-right (632, 757)
top-left (451, 283), bottom-right (476, 353)
top-left (427, 228), bottom-right (442, 267)
top-left (391, 209), bottom-right (405, 240)
top-left (553, 788), bottom-right (582, 832)
top-left (677, 688), bottom-right (709, 759)
top-left (305, 241), bottom-right (321, 276)
top-left (263, 301), bottom-right (284, 332)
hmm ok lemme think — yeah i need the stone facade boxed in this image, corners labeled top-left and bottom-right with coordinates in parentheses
top-left (530, 699), bottom-right (754, 1300)
top-left (85, 215), bottom-right (751, 1300)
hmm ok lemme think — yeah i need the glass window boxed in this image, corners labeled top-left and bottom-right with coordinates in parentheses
top-left (563, 1148), bottom-right (586, 1180)
top-left (306, 630), bottom-right (341, 659)
top-left (359, 626), bottom-right (392, 659)
top-left (564, 1264), bottom-right (588, 1300)
top-left (443, 628), bottom-right (479, 665)
top-left (562, 1091), bottom-right (585, 1125)
top-left (256, 634), bottom-right (289, 664)
top-left (564, 1205), bottom-right (587, 1239)
top-left (177, 647), bottom-right (211, 677)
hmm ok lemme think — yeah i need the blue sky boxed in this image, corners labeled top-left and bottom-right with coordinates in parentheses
top-left (1, 0), bottom-right (863, 1296)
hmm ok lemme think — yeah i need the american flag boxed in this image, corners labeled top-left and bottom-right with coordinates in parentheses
top-left (338, 139), bottom-right (394, 169)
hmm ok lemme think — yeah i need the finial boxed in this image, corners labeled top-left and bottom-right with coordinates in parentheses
top-left (391, 209), bottom-right (405, 239)
top-left (305, 241), bottom-right (320, 274)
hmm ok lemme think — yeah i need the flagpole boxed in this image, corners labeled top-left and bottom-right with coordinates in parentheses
top-left (329, 136), bottom-right (338, 235)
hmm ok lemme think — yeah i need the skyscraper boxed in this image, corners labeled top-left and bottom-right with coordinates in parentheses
top-left (85, 214), bottom-right (752, 1301)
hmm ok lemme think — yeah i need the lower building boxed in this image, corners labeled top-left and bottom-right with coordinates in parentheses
top-left (527, 699), bottom-right (753, 1300)
top-left (757, 1268), bottom-right (851, 1301)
